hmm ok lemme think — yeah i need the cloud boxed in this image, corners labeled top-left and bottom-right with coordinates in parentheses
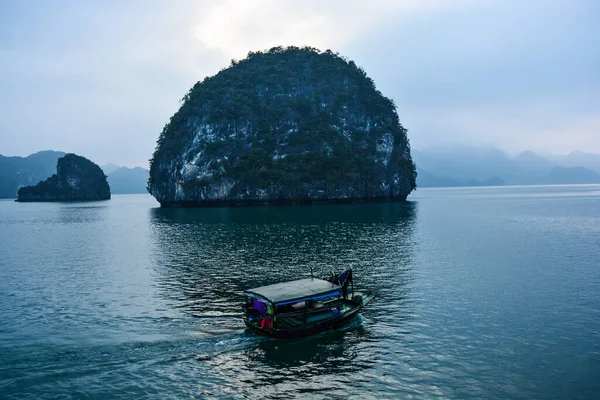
top-left (0, 0), bottom-right (598, 166)
top-left (191, 0), bottom-right (479, 59)
top-left (407, 95), bottom-right (600, 154)
top-left (0, 1), bottom-right (231, 166)
top-left (344, 0), bottom-right (600, 152)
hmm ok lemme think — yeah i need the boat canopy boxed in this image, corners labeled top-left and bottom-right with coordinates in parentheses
top-left (244, 278), bottom-right (341, 306)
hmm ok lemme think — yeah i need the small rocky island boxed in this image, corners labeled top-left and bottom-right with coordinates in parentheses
top-left (148, 46), bottom-right (417, 206)
top-left (16, 154), bottom-right (110, 202)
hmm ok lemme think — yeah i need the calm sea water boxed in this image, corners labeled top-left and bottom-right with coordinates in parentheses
top-left (1, 185), bottom-right (599, 399)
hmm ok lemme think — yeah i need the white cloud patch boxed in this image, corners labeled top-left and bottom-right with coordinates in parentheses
top-left (0, 0), bottom-right (597, 167)
top-left (190, 0), bottom-right (479, 58)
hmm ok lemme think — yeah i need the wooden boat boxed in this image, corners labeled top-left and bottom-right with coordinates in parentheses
top-left (243, 270), bottom-right (374, 338)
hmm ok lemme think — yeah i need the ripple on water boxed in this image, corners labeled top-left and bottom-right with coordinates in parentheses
top-left (1, 189), bottom-right (600, 399)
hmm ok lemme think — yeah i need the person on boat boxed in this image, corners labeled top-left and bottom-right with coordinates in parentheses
top-left (331, 271), bottom-right (338, 285)
top-left (339, 268), bottom-right (353, 299)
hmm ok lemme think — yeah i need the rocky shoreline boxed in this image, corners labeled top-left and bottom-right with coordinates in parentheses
top-left (158, 195), bottom-right (409, 207)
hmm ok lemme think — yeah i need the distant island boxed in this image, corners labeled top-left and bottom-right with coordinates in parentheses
top-left (16, 154), bottom-right (110, 202)
top-left (148, 46), bottom-right (417, 206)
top-left (0, 151), bottom-right (149, 199)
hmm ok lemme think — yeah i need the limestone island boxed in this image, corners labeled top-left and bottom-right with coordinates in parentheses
top-left (148, 46), bottom-right (417, 207)
top-left (16, 153), bottom-right (110, 202)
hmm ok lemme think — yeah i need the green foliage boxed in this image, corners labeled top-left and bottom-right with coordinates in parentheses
top-left (148, 46), bottom-right (417, 200)
top-left (17, 154), bottom-right (110, 201)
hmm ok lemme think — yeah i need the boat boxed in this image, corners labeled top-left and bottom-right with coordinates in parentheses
top-left (243, 269), bottom-right (374, 338)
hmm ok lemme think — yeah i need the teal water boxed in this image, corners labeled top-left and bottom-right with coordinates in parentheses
top-left (1, 185), bottom-right (599, 399)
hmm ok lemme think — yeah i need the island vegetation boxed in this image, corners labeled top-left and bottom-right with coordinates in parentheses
top-left (16, 154), bottom-right (110, 202)
top-left (148, 46), bottom-right (417, 206)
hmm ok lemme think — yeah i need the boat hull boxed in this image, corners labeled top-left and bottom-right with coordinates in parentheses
top-left (244, 301), bottom-right (365, 338)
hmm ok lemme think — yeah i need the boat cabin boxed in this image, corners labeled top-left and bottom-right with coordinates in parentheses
top-left (243, 276), bottom-right (364, 337)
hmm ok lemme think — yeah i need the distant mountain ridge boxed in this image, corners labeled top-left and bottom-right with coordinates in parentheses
top-left (3, 149), bottom-right (597, 195)
top-left (546, 151), bottom-right (600, 173)
top-left (104, 166), bottom-right (149, 194)
top-left (415, 146), bottom-right (600, 188)
top-left (547, 166), bottom-right (600, 185)
top-left (101, 163), bottom-right (121, 175)
top-left (0, 151), bottom-right (66, 198)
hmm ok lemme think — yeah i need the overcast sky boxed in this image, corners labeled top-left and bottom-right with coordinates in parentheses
top-left (1, 0), bottom-right (598, 167)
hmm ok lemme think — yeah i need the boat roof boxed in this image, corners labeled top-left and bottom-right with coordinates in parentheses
top-left (244, 278), bottom-right (341, 305)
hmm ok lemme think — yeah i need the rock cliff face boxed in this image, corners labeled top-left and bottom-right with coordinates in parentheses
top-left (16, 154), bottom-right (110, 202)
top-left (148, 46), bottom-right (417, 206)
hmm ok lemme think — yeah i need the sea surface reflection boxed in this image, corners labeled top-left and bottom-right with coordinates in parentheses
top-left (148, 202), bottom-right (418, 397)
top-left (2, 187), bottom-right (599, 399)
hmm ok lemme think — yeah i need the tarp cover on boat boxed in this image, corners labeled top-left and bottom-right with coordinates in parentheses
top-left (245, 278), bottom-right (340, 305)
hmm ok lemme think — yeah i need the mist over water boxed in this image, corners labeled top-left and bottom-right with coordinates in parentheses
top-left (1, 186), bottom-right (599, 399)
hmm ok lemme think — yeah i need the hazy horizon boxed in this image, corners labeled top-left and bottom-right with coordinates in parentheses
top-left (0, 143), bottom-right (600, 169)
top-left (5, 143), bottom-right (600, 170)
top-left (1, 0), bottom-right (598, 168)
